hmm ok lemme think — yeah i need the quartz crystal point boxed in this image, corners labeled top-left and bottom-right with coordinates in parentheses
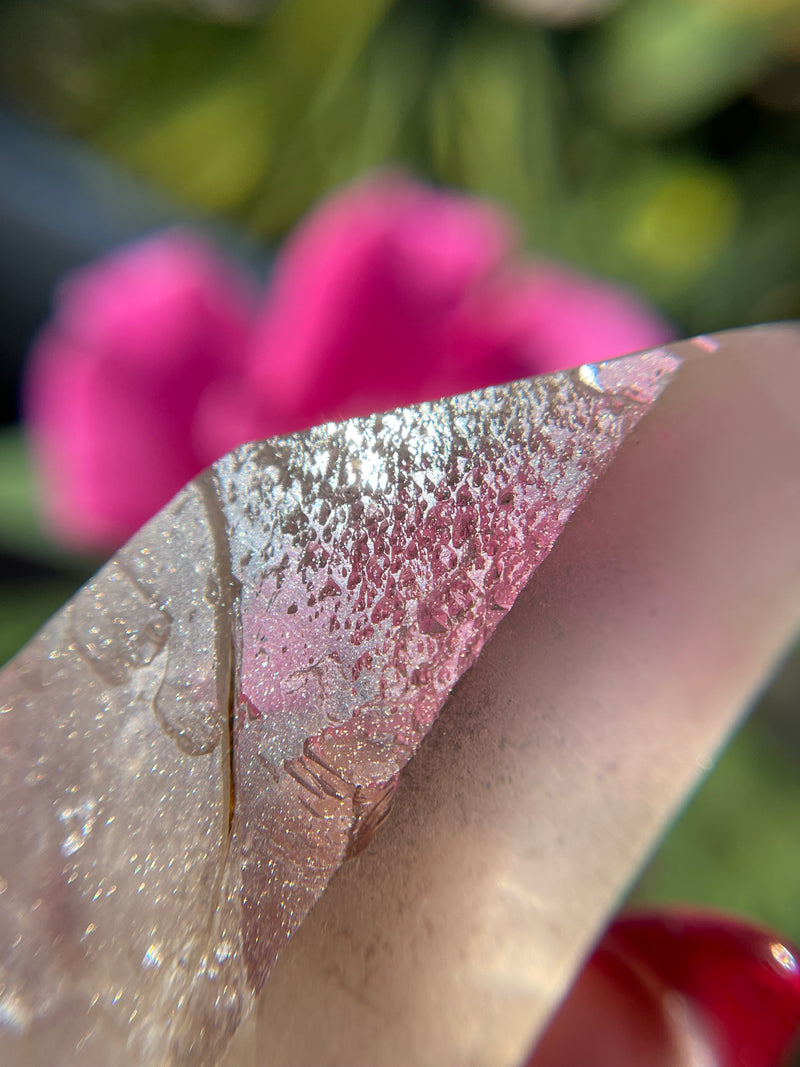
top-left (1, 326), bottom-right (799, 1067)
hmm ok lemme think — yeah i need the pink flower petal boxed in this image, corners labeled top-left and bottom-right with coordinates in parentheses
top-left (239, 174), bottom-right (515, 434)
top-left (25, 231), bottom-right (256, 548)
top-left (453, 263), bottom-right (676, 380)
top-left (25, 175), bottom-right (675, 551)
top-left (239, 176), bottom-right (673, 435)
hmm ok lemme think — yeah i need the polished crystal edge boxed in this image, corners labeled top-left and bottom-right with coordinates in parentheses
top-left (0, 334), bottom-right (739, 1066)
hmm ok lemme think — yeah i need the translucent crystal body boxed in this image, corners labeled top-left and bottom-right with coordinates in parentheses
top-left (3, 339), bottom-right (762, 1067)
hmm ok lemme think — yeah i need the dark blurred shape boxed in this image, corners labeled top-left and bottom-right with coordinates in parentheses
top-left (0, 106), bottom-right (267, 425)
top-left (89, 0), bottom-right (272, 18)
top-left (0, 107), bottom-right (175, 422)
top-left (755, 59), bottom-right (800, 113)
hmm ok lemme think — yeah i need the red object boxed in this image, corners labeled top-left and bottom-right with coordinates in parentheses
top-left (530, 910), bottom-right (800, 1067)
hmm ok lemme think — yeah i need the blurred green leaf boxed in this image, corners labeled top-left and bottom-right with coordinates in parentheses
top-left (0, 580), bottom-right (83, 669)
top-left (246, 0), bottom-right (394, 234)
top-left (581, 0), bottom-right (773, 133)
top-left (102, 66), bottom-right (274, 213)
top-left (684, 152), bottom-right (800, 330)
top-left (0, 426), bottom-right (47, 555)
top-left (429, 17), bottom-right (565, 231)
top-left (622, 163), bottom-right (738, 279)
top-left (325, 5), bottom-right (440, 180)
top-left (530, 146), bottom-right (741, 322)
top-left (0, 426), bottom-right (94, 573)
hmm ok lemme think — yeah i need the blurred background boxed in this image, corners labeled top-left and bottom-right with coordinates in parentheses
top-left (1, 0), bottom-right (800, 1010)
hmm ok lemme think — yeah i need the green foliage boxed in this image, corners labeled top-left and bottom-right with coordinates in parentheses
top-left (430, 19), bottom-right (564, 228)
top-left (0, 427), bottom-right (38, 555)
top-left (3, 0), bottom-right (798, 334)
top-left (0, 427), bottom-right (83, 567)
top-left (580, 0), bottom-right (774, 133)
top-left (0, 428), bottom-right (94, 666)
top-left (0, 579), bottom-right (84, 669)
top-left (0, 427), bottom-right (98, 567)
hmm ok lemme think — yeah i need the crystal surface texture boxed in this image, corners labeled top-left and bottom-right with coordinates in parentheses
top-left (0, 351), bottom-right (677, 1066)
top-left (219, 324), bottom-right (800, 1067)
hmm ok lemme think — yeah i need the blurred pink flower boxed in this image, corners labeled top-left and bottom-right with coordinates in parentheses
top-left (25, 173), bottom-right (674, 551)
top-left (26, 234), bottom-right (256, 549)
